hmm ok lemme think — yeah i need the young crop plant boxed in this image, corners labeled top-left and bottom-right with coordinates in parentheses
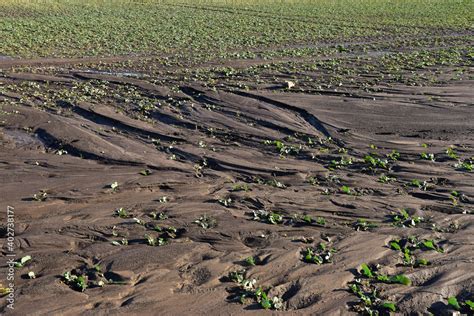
top-left (454, 159), bottom-right (473, 172)
top-left (252, 210), bottom-right (283, 225)
top-left (389, 209), bottom-right (423, 228)
top-left (378, 174), bottom-right (396, 184)
top-left (297, 214), bottom-right (326, 226)
top-left (33, 191), bottom-right (47, 202)
top-left (348, 278), bottom-right (397, 314)
top-left (359, 263), bottom-right (411, 286)
top-left (114, 207), bottom-right (129, 218)
top-left (388, 239), bottom-right (431, 267)
top-left (144, 234), bottom-right (166, 246)
top-left (194, 214), bottom-right (217, 229)
top-left (231, 183), bottom-right (251, 192)
top-left (62, 264), bottom-right (116, 292)
top-left (328, 156), bottom-right (353, 170)
top-left (445, 146), bottom-right (459, 160)
top-left (139, 169), bottom-right (152, 176)
top-left (420, 152), bottom-right (435, 161)
top-left (447, 296), bottom-right (474, 313)
top-left (340, 185), bottom-right (352, 195)
top-left (387, 150), bottom-right (401, 161)
top-left (302, 243), bottom-right (336, 264)
top-left (352, 219), bottom-right (378, 231)
top-left (149, 211), bottom-right (168, 220)
top-left (14, 255), bottom-right (32, 268)
top-left (218, 197), bottom-right (233, 207)
top-left (407, 179), bottom-right (429, 191)
top-left (227, 270), bottom-right (284, 310)
top-left (364, 154), bottom-right (388, 170)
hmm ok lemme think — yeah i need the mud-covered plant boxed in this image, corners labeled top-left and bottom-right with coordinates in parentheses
top-left (149, 211), bottom-right (168, 220)
top-left (253, 210), bottom-right (283, 225)
top-left (302, 243), bottom-right (336, 264)
top-left (139, 169), bottom-right (152, 176)
top-left (114, 207), bottom-right (129, 218)
top-left (144, 234), bottom-right (166, 246)
top-left (33, 191), bottom-right (47, 202)
top-left (348, 278), bottom-right (397, 315)
top-left (227, 270), bottom-right (284, 310)
top-left (328, 156), bottom-right (353, 170)
top-left (231, 183), bottom-right (251, 192)
top-left (63, 271), bottom-right (88, 292)
top-left (455, 159), bottom-right (473, 172)
top-left (390, 209), bottom-right (423, 227)
top-left (14, 255), bottom-right (32, 268)
top-left (194, 214), bottom-right (217, 229)
top-left (420, 152), bottom-right (435, 161)
top-left (218, 197), bottom-right (233, 207)
top-left (378, 174), bottom-right (396, 183)
top-left (353, 219), bottom-right (378, 231)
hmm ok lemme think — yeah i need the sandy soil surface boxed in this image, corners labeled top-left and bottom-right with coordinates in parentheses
top-left (0, 44), bottom-right (473, 315)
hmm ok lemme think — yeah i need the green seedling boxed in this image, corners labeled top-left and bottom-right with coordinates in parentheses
top-left (14, 255), bottom-right (32, 268)
top-left (266, 178), bottom-right (286, 189)
top-left (110, 182), bottom-right (119, 190)
top-left (420, 152), bottom-right (435, 161)
top-left (378, 174), bottom-right (396, 183)
top-left (139, 169), bottom-right (152, 176)
top-left (63, 271), bottom-right (88, 292)
top-left (446, 147), bottom-right (458, 159)
top-left (360, 263), bottom-right (411, 285)
top-left (144, 234), bottom-right (166, 246)
top-left (253, 210), bottom-right (283, 225)
top-left (364, 154), bottom-right (388, 169)
top-left (408, 179), bottom-right (429, 190)
top-left (455, 160), bottom-right (473, 172)
top-left (149, 211), bottom-right (168, 220)
top-left (340, 185), bottom-right (352, 195)
top-left (159, 196), bottom-right (169, 203)
top-left (228, 270), bottom-right (283, 310)
top-left (387, 150), bottom-right (400, 161)
top-left (133, 217), bottom-right (146, 225)
top-left (245, 256), bottom-right (256, 266)
top-left (353, 219), bottom-right (378, 231)
top-left (390, 209), bottom-right (423, 227)
top-left (348, 278), bottom-right (397, 314)
top-left (231, 183), bottom-right (251, 192)
top-left (194, 214), bottom-right (217, 229)
top-left (328, 156), bottom-right (353, 170)
top-left (218, 197), bottom-right (233, 207)
top-left (114, 207), bottom-right (129, 218)
top-left (33, 191), bottom-right (47, 201)
top-left (111, 238), bottom-right (128, 246)
top-left (302, 243), bottom-right (335, 264)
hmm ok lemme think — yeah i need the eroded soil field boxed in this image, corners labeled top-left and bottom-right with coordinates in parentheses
top-left (1, 26), bottom-right (473, 315)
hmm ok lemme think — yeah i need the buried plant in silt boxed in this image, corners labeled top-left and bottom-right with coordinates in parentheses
top-left (389, 209), bottom-right (423, 228)
top-left (389, 236), bottom-right (444, 266)
top-left (226, 270), bottom-right (284, 310)
top-left (302, 242), bottom-right (336, 264)
top-left (62, 264), bottom-right (126, 292)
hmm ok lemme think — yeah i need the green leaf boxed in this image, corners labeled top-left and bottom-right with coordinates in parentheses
top-left (389, 240), bottom-right (401, 251)
top-left (360, 263), bottom-right (373, 278)
top-left (390, 274), bottom-right (411, 286)
top-left (465, 300), bottom-right (474, 310)
top-left (381, 301), bottom-right (397, 312)
top-left (448, 296), bottom-right (460, 310)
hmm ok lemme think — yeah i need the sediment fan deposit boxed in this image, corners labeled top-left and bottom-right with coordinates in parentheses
top-left (1, 36), bottom-right (473, 315)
